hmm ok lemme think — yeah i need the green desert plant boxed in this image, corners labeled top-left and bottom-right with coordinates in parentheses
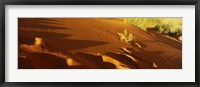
top-left (117, 29), bottom-right (135, 42)
top-left (124, 18), bottom-right (182, 35)
top-left (124, 18), bottom-right (161, 31)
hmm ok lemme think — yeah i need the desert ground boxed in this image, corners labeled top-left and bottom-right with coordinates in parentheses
top-left (18, 18), bottom-right (182, 69)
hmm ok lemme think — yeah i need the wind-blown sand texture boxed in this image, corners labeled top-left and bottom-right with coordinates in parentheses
top-left (18, 18), bottom-right (182, 69)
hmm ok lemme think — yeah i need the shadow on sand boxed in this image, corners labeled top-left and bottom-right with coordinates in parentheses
top-left (122, 48), bottom-right (182, 69)
top-left (146, 30), bottom-right (182, 51)
top-left (19, 30), bottom-right (109, 52)
top-left (45, 38), bottom-right (109, 52)
top-left (18, 30), bottom-right (72, 45)
top-left (25, 53), bottom-right (67, 69)
top-left (18, 18), bottom-right (67, 30)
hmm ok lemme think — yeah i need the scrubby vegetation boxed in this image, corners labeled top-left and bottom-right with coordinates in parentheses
top-left (117, 29), bottom-right (135, 42)
top-left (124, 18), bottom-right (182, 37)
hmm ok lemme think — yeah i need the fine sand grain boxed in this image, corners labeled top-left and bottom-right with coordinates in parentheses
top-left (18, 18), bottom-right (182, 69)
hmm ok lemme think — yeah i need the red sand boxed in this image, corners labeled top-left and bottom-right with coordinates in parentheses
top-left (18, 18), bottom-right (182, 69)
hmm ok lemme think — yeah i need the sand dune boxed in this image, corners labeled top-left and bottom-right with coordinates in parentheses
top-left (18, 18), bottom-right (182, 69)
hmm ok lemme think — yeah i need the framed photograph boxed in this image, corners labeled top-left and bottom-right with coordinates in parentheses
top-left (0, 0), bottom-right (199, 87)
